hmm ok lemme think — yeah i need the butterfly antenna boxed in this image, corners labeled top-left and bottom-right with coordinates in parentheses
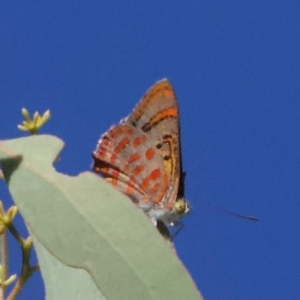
top-left (201, 202), bottom-right (259, 221)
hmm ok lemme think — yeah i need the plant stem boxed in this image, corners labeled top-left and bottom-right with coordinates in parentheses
top-left (6, 264), bottom-right (39, 300)
top-left (0, 230), bottom-right (8, 300)
top-left (3, 222), bottom-right (39, 300)
top-left (6, 223), bottom-right (23, 246)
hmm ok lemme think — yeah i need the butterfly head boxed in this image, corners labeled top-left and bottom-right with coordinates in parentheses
top-left (148, 197), bottom-right (191, 227)
top-left (174, 197), bottom-right (191, 218)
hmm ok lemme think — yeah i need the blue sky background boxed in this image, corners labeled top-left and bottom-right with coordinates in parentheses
top-left (1, 1), bottom-right (300, 299)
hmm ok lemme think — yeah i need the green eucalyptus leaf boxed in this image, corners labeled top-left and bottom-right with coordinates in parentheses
top-left (0, 135), bottom-right (202, 300)
top-left (31, 232), bottom-right (104, 300)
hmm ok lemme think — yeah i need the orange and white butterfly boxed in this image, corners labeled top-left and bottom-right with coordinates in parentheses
top-left (92, 79), bottom-right (191, 227)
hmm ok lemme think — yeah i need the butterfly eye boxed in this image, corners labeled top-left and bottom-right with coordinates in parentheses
top-left (174, 199), bottom-right (187, 215)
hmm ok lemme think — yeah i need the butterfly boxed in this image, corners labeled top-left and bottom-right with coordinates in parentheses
top-left (92, 79), bottom-right (191, 228)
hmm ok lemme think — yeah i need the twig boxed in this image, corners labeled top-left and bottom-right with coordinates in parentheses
top-left (0, 231), bottom-right (8, 300)
top-left (5, 224), bottom-right (40, 300)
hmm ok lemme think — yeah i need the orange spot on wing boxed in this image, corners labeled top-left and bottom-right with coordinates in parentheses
top-left (150, 168), bottom-right (161, 180)
top-left (143, 107), bottom-right (178, 132)
top-left (152, 173), bottom-right (168, 204)
top-left (140, 168), bottom-right (161, 192)
top-left (148, 182), bottom-right (160, 196)
top-left (133, 165), bottom-right (144, 176)
top-left (111, 137), bottom-right (130, 164)
top-left (100, 166), bottom-right (108, 174)
top-left (93, 166), bottom-right (102, 173)
top-left (145, 148), bottom-right (155, 160)
top-left (163, 89), bottom-right (174, 98)
top-left (123, 127), bottom-right (134, 135)
top-left (109, 126), bottom-right (123, 138)
top-left (111, 169), bottom-right (119, 186)
top-left (126, 165), bottom-right (144, 195)
top-left (132, 135), bottom-right (147, 147)
top-left (156, 107), bottom-right (178, 121)
top-left (128, 153), bottom-right (141, 163)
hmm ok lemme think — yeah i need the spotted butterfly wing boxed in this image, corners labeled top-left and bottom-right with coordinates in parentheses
top-left (92, 79), bottom-right (190, 225)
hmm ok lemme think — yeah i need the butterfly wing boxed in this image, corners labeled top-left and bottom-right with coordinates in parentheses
top-left (125, 79), bottom-right (184, 207)
top-left (92, 123), bottom-right (169, 206)
top-left (93, 79), bottom-right (184, 213)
